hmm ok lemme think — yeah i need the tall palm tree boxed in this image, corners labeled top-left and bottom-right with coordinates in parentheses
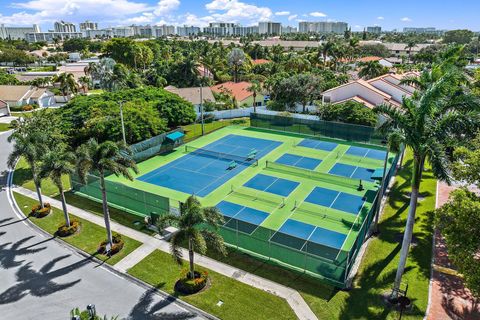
top-left (358, 61), bottom-right (388, 80)
top-left (7, 130), bottom-right (48, 208)
top-left (372, 131), bottom-right (402, 234)
top-left (228, 48), bottom-right (246, 83)
top-left (319, 40), bottom-right (336, 67)
top-left (375, 66), bottom-right (480, 298)
top-left (54, 73), bottom-right (78, 100)
top-left (405, 41), bottom-right (417, 63)
top-left (76, 139), bottom-right (138, 246)
top-left (78, 76), bottom-right (90, 93)
top-left (158, 195), bottom-right (226, 279)
top-left (40, 145), bottom-right (75, 227)
top-left (247, 80), bottom-right (262, 113)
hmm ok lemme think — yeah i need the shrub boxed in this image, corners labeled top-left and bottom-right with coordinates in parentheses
top-left (57, 219), bottom-right (80, 237)
top-left (30, 203), bottom-right (51, 218)
top-left (175, 269), bottom-right (209, 294)
top-left (98, 233), bottom-right (124, 256)
top-left (231, 118), bottom-right (247, 125)
top-left (22, 105), bottom-right (33, 112)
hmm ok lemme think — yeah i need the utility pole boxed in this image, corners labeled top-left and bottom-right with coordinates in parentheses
top-left (200, 65), bottom-right (205, 136)
top-left (119, 101), bottom-right (126, 144)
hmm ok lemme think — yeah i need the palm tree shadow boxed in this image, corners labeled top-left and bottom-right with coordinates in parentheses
top-left (0, 235), bottom-right (48, 270)
top-left (0, 254), bottom-right (90, 304)
top-left (127, 287), bottom-right (195, 320)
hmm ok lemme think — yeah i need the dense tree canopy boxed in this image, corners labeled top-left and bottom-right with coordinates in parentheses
top-left (443, 29), bottom-right (475, 44)
top-left (56, 87), bottom-right (195, 147)
top-left (318, 101), bottom-right (377, 126)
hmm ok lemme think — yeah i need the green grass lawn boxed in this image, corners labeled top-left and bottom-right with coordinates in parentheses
top-left (0, 122), bottom-right (13, 132)
top-left (14, 192), bottom-right (142, 265)
top-left (128, 249), bottom-right (297, 320)
top-left (181, 118), bottom-right (249, 141)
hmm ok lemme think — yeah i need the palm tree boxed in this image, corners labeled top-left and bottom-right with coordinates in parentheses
top-left (54, 73), bottom-right (78, 100)
top-left (319, 40), bottom-right (336, 67)
top-left (247, 80), bottom-right (262, 113)
top-left (158, 195), bottom-right (226, 279)
top-left (76, 139), bottom-right (138, 246)
top-left (358, 61), bottom-right (388, 80)
top-left (372, 131), bottom-right (402, 234)
top-left (40, 145), bottom-right (75, 227)
top-left (405, 41), bottom-right (417, 63)
top-left (78, 76), bottom-right (90, 93)
top-left (228, 48), bottom-right (246, 83)
top-left (375, 65), bottom-right (480, 298)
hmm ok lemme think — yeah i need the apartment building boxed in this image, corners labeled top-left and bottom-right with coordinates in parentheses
top-left (79, 21), bottom-right (98, 31)
top-left (0, 24), bottom-right (40, 40)
top-left (54, 21), bottom-right (77, 33)
top-left (177, 25), bottom-right (201, 37)
top-left (258, 22), bottom-right (282, 35)
top-left (366, 26), bottom-right (382, 34)
top-left (25, 31), bottom-right (83, 42)
top-left (298, 21), bottom-right (348, 34)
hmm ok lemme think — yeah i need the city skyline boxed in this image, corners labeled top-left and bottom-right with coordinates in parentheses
top-left (1, 0), bottom-right (480, 32)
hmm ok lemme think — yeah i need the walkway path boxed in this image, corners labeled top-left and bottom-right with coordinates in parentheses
top-left (14, 186), bottom-right (318, 320)
top-left (426, 181), bottom-right (480, 320)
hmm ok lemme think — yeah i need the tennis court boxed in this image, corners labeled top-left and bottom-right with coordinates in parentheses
top-left (346, 146), bottom-right (387, 160)
top-left (329, 163), bottom-right (376, 182)
top-left (304, 187), bottom-right (366, 215)
top-left (275, 153), bottom-right (322, 170)
top-left (217, 201), bottom-right (270, 234)
top-left (137, 134), bottom-right (281, 196)
top-left (297, 138), bottom-right (338, 151)
top-left (244, 174), bottom-right (299, 197)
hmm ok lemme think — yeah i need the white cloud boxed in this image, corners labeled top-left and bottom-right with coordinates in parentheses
top-left (377, 16), bottom-right (384, 20)
top-left (354, 25), bottom-right (363, 30)
top-left (2, 0), bottom-right (180, 26)
top-left (204, 0), bottom-right (272, 24)
top-left (288, 14), bottom-right (298, 21)
top-left (310, 11), bottom-right (327, 18)
top-left (401, 17), bottom-right (412, 22)
top-left (275, 11), bottom-right (290, 16)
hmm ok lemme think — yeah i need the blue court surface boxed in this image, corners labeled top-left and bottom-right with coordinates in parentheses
top-left (217, 201), bottom-right (269, 234)
top-left (329, 163), bottom-right (376, 182)
top-left (275, 153), bottom-right (322, 170)
top-left (305, 186), bottom-right (365, 215)
top-left (244, 174), bottom-right (299, 197)
top-left (270, 219), bottom-right (347, 260)
top-left (138, 135), bottom-right (281, 197)
top-left (298, 139), bottom-right (338, 152)
top-left (346, 146), bottom-right (387, 160)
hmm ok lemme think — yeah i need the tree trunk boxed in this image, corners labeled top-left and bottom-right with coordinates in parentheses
top-left (391, 155), bottom-right (422, 298)
top-left (302, 103), bottom-right (306, 113)
top-left (188, 238), bottom-right (195, 279)
top-left (373, 149), bottom-right (389, 233)
top-left (59, 188), bottom-right (71, 227)
top-left (33, 174), bottom-right (44, 209)
top-left (100, 175), bottom-right (113, 246)
top-left (399, 148), bottom-right (405, 169)
top-left (253, 94), bottom-right (257, 113)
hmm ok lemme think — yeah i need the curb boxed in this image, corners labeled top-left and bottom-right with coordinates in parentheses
top-left (7, 166), bottom-right (218, 320)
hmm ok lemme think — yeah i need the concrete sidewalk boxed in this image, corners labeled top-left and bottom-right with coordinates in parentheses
top-left (14, 186), bottom-right (318, 320)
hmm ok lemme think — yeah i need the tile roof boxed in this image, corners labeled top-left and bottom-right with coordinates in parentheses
top-left (211, 81), bottom-right (253, 102)
top-left (165, 86), bottom-right (215, 105)
top-left (252, 59), bottom-right (271, 65)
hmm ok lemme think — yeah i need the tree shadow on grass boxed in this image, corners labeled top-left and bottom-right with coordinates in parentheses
top-left (0, 235), bottom-right (47, 270)
top-left (11, 166), bottom-right (32, 187)
top-left (127, 287), bottom-right (195, 320)
top-left (0, 254), bottom-right (88, 304)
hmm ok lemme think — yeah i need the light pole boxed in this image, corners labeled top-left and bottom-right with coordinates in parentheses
top-left (119, 101), bottom-right (126, 145)
top-left (199, 66), bottom-right (205, 136)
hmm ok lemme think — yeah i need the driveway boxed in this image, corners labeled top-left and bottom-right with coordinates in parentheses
top-left (0, 131), bottom-right (206, 320)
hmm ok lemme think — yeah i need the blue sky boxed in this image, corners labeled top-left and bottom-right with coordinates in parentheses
top-left (1, 0), bottom-right (480, 31)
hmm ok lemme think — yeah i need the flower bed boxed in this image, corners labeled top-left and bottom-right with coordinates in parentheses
top-left (98, 233), bottom-right (124, 256)
top-left (175, 270), bottom-right (209, 294)
top-left (56, 219), bottom-right (80, 237)
top-left (30, 203), bottom-right (52, 218)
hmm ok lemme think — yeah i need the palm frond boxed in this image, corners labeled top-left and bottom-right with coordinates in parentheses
top-left (169, 230), bottom-right (186, 265)
top-left (201, 230), bottom-right (227, 257)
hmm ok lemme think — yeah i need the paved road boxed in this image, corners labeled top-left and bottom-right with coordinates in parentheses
top-left (0, 131), bottom-right (206, 320)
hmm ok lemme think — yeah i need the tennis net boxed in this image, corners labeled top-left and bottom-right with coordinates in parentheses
top-left (265, 161), bottom-right (361, 189)
top-left (230, 185), bottom-right (285, 208)
top-left (295, 202), bottom-right (360, 230)
top-left (185, 145), bottom-right (258, 166)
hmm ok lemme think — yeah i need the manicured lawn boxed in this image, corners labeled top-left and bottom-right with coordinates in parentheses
top-left (0, 122), bottom-right (13, 132)
top-left (88, 89), bottom-right (105, 95)
top-left (206, 149), bottom-right (435, 319)
top-left (128, 249), bottom-right (297, 320)
top-left (14, 157), bottom-right (154, 235)
top-left (14, 192), bottom-right (142, 265)
top-left (182, 118), bottom-right (249, 141)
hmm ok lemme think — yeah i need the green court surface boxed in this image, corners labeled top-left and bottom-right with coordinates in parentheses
top-left (107, 125), bottom-right (396, 286)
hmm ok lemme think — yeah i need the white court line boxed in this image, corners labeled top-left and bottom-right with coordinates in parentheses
top-left (328, 192), bottom-right (342, 208)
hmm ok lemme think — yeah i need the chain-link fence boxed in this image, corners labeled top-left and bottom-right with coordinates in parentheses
top-left (250, 112), bottom-right (384, 145)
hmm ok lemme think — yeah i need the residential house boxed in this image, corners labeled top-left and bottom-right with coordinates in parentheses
top-left (0, 85), bottom-right (55, 109)
top-left (252, 59), bottom-right (271, 65)
top-left (165, 86), bottom-right (216, 112)
top-left (211, 81), bottom-right (265, 108)
top-left (0, 99), bottom-right (9, 117)
top-left (322, 73), bottom-right (416, 109)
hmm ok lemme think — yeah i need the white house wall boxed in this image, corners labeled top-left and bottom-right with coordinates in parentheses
top-left (323, 82), bottom-right (387, 106)
top-left (368, 80), bottom-right (408, 104)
